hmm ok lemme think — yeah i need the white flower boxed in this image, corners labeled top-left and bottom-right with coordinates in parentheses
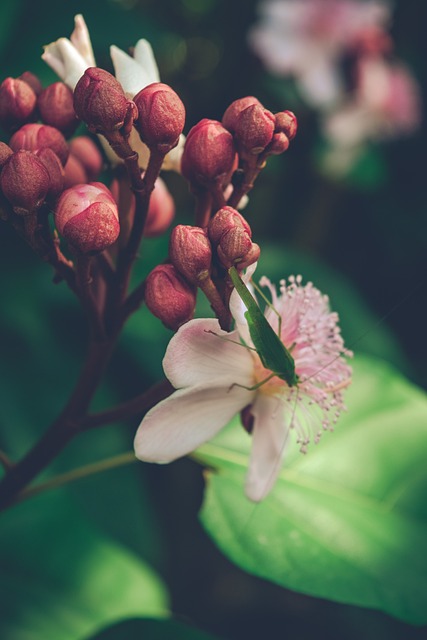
top-left (134, 269), bottom-right (352, 502)
top-left (248, 0), bottom-right (391, 107)
top-left (42, 14), bottom-right (184, 172)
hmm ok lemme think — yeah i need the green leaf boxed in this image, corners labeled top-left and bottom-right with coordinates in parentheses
top-left (0, 493), bottom-right (169, 640)
top-left (196, 355), bottom-right (427, 624)
top-left (88, 617), bottom-right (220, 640)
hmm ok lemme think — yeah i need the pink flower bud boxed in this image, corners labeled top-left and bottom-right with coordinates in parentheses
top-left (68, 136), bottom-right (103, 181)
top-left (63, 154), bottom-right (87, 188)
top-left (181, 119), bottom-right (236, 189)
top-left (0, 142), bottom-right (13, 168)
top-left (1, 150), bottom-right (49, 215)
top-left (145, 264), bottom-right (197, 330)
top-left (0, 77), bottom-right (37, 130)
top-left (208, 205), bottom-right (251, 244)
top-left (169, 225), bottom-right (212, 284)
top-left (73, 67), bottom-right (138, 134)
top-left (234, 104), bottom-right (275, 156)
top-left (264, 131), bottom-right (290, 156)
top-left (36, 148), bottom-right (64, 200)
top-left (18, 71), bottom-right (43, 96)
top-left (54, 182), bottom-right (120, 253)
top-left (134, 82), bottom-right (185, 153)
top-left (145, 177), bottom-right (175, 237)
top-left (275, 111), bottom-right (298, 141)
top-left (38, 82), bottom-right (78, 136)
top-left (217, 228), bottom-right (260, 269)
top-left (222, 96), bottom-right (262, 133)
top-left (9, 123), bottom-right (69, 166)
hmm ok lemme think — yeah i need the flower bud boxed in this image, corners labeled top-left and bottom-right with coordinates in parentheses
top-left (63, 153), bottom-right (87, 188)
top-left (234, 104), bottom-right (275, 156)
top-left (274, 111), bottom-right (297, 141)
top-left (9, 123), bottom-right (69, 166)
top-left (134, 82), bottom-right (185, 154)
top-left (18, 71), bottom-right (43, 96)
top-left (68, 136), bottom-right (103, 181)
top-left (54, 182), bottom-right (120, 253)
top-left (0, 142), bottom-right (13, 168)
top-left (208, 205), bottom-right (251, 244)
top-left (217, 228), bottom-right (260, 269)
top-left (145, 177), bottom-right (175, 237)
top-left (222, 96), bottom-right (262, 133)
top-left (145, 264), bottom-right (197, 330)
top-left (1, 150), bottom-right (49, 215)
top-left (36, 148), bottom-right (64, 200)
top-left (264, 131), bottom-right (290, 156)
top-left (0, 77), bottom-right (37, 130)
top-left (38, 82), bottom-right (78, 136)
top-left (169, 225), bottom-right (212, 285)
top-left (181, 119), bottom-right (236, 189)
top-left (74, 67), bottom-right (138, 134)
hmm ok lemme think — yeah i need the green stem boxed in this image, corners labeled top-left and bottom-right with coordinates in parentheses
top-left (13, 451), bottom-right (137, 506)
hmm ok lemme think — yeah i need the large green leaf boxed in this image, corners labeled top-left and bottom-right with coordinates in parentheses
top-left (88, 617), bottom-right (220, 640)
top-left (0, 493), bottom-right (168, 640)
top-left (196, 355), bottom-right (427, 624)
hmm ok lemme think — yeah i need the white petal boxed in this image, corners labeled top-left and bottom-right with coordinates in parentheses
top-left (70, 14), bottom-right (96, 67)
top-left (133, 39), bottom-right (160, 84)
top-left (245, 394), bottom-right (290, 502)
top-left (229, 262), bottom-right (258, 345)
top-left (163, 318), bottom-right (255, 390)
top-left (42, 38), bottom-right (88, 89)
top-left (110, 44), bottom-right (153, 98)
top-left (160, 134), bottom-right (185, 172)
top-left (134, 384), bottom-right (251, 463)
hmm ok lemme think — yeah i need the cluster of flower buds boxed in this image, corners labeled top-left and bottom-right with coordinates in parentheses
top-left (73, 69), bottom-right (186, 164)
top-left (146, 205), bottom-right (260, 331)
top-left (180, 96), bottom-right (296, 212)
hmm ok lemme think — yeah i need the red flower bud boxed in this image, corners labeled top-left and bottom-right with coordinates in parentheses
top-left (38, 82), bottom-right (78, 136)
top-left (181, 119), bottom-right (236, 189)
top-left (145, 264), bottom-right (197, 330)
top-left (234, 104), bottom-right (275, 156)
top-left (264, 131), bottom-right (290, 156)
top-left (73, 67), bottom-right (138, 134)
top-left (9, 123), bottom-right (69, 166)
top-left (274, 111), bottom-right (297, 141)
top-left (145, 177), bottom-right (175, 237)
top-left (1, 150), bottom-right (49, 215)
top-left (0, 142), bottom-right (13, 168)
top-left (18, 71), bottom-right (43, 96)
top-left (55, 182), bottom-right (120, 253)
top-left (222, 96), bottom-right (262, 133)
top-left (208, 205), bottom-right (252, 244)
top-left (68, 136), bottom-right (103, 181)
top-left (217, 227), bottom-right (260, 269)
top-left (134, 82), bottom-right (185, 153)
top-left (63, 154), bottom-right (87, 188)
top-left (36, 148), bottom-right (65, 200)
top-left (0, 77), bottom-right (37, 131)
top-left (169, 225), bottom-right (212, 284)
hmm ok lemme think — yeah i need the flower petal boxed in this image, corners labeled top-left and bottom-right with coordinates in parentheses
top-left (229, 262), bottom-right (258, 346)
top-left (133, 39), bottom-right (160, 84)
top-left (42, 37), bottom-right (88, 89)
top-left (245, 394), bottom-right (290, 502)
top-left (110, 44), bottom-right (155, 98)
top-left (134, 384), bottom-right (251, 463)
top-left (163, 318), bottom-right (255, 390)
top-left (70, 14), bottom-right (96, 67)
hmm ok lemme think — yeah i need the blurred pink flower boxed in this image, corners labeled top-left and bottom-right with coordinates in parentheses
top-left (134, 268), bottom-right (352, 502)
top-left (249, 0), bottom-right (391, 106)
top-left (324, 56), bottom-right (422, 149)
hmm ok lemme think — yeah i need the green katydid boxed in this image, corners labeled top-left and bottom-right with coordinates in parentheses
top-left (228, 265), bottom-right (299, 389)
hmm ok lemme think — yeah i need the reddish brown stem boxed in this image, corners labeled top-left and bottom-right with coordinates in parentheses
top-left (0, 338), bottom-right (116, 511)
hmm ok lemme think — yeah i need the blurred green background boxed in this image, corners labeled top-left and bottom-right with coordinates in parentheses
top-left (0, 0), bottom-right (426, 638)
